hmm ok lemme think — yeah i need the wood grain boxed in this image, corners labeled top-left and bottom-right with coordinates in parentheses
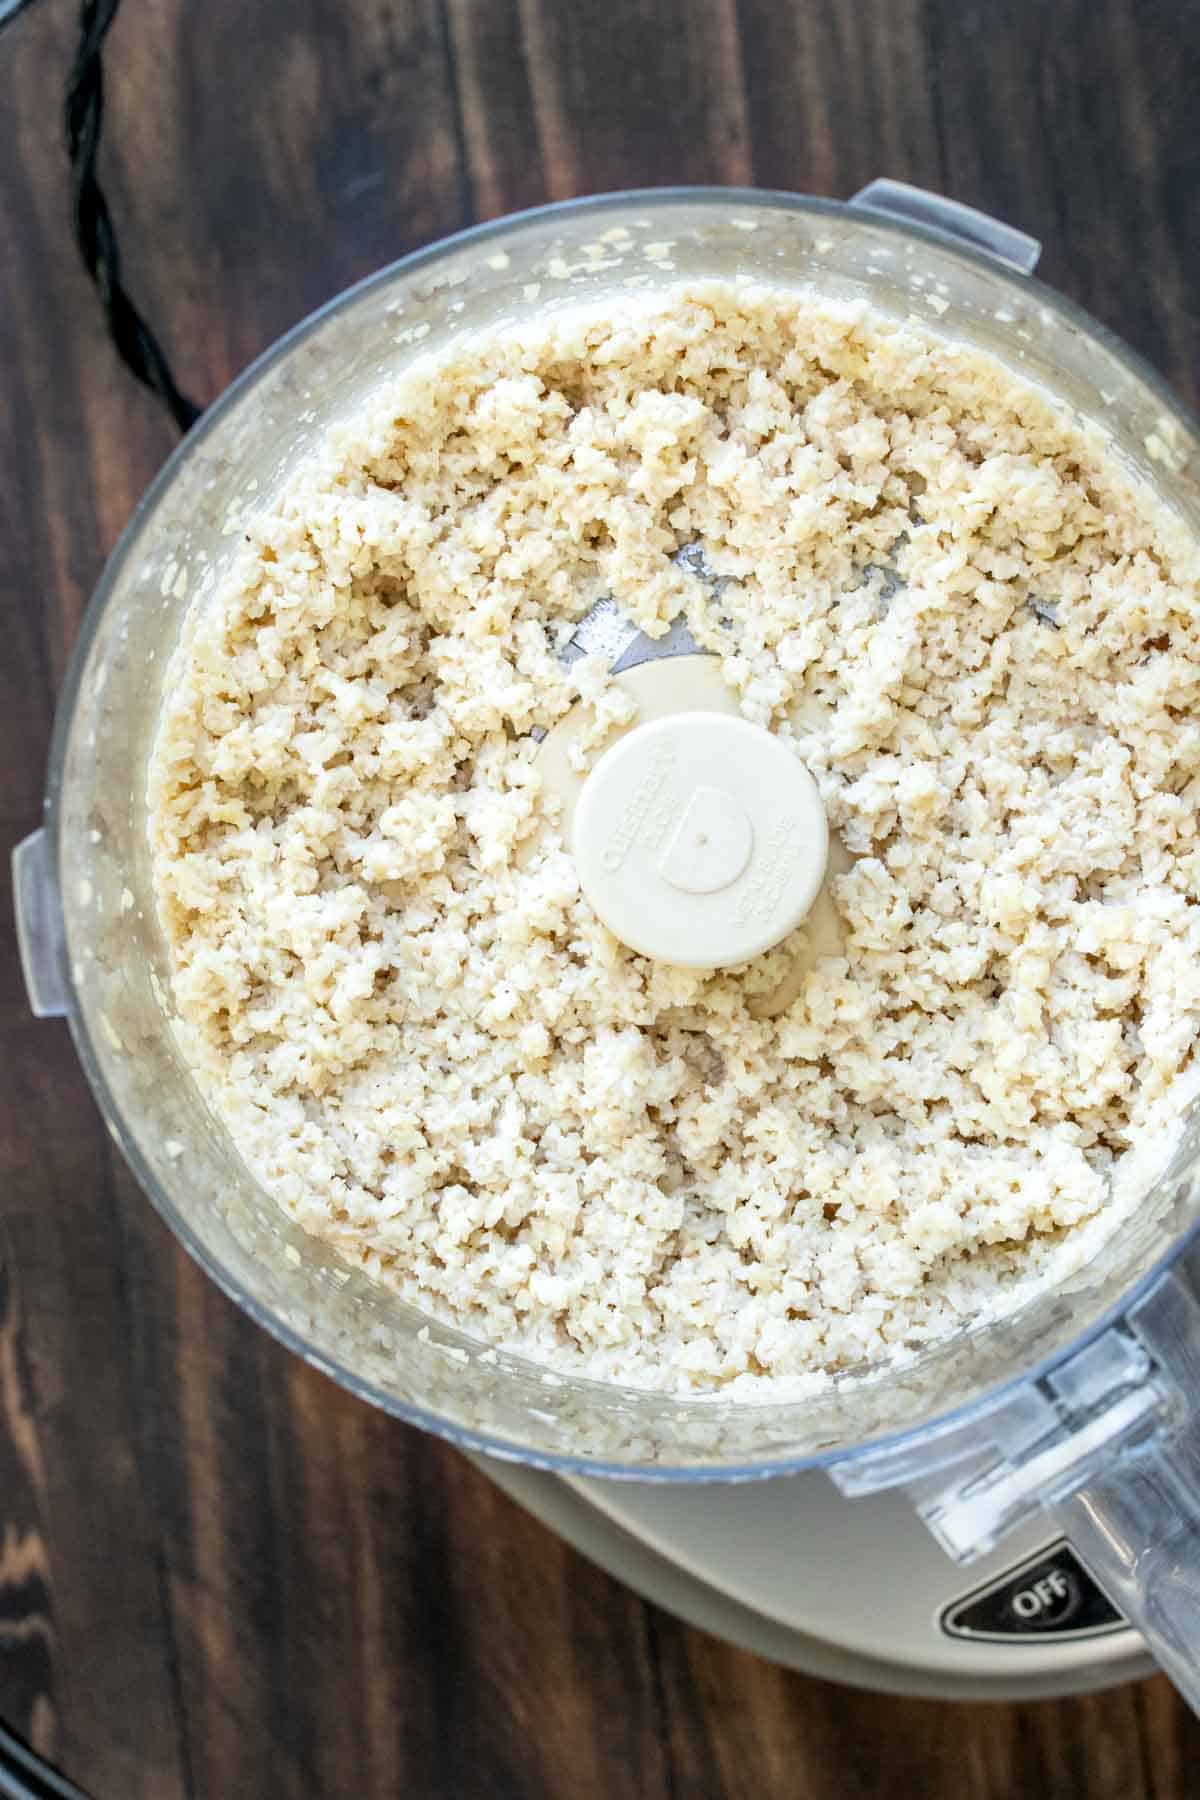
top-left (3, 0), bottom-right (1200, 1795)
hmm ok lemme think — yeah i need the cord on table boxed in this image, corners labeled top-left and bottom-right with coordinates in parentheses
top-left (65, 0), bottom-right (202, 434)
top-left (0, 1718), bottom-right (92, 1800)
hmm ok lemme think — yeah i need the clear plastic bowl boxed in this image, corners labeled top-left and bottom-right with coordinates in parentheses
top-left (20, 185), bottom-right (1200, 1488)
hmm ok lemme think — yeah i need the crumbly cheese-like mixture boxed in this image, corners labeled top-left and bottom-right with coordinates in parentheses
top-left (150, 283), bottom-right (1200, 1393)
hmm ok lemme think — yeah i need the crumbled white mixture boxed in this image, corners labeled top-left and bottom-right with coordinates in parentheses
top-left (150, 284), bottom-right (1200, 1393)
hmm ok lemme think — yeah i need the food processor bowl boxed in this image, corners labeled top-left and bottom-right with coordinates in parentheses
top-left (15, 182), bottom-right (1200, 1703)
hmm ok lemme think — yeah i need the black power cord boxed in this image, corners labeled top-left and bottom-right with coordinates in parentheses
top-left (64, 0), bottom-right (201, 433)
top-left (0, 1720), bottom-right (91, 1800)
top-left (0, 0), bottom-right (42, 30)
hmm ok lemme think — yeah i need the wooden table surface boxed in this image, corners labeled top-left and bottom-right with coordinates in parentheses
top-left (4, 1), bottom-right (1200, 1794)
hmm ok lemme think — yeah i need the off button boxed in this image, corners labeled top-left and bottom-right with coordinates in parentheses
top-left (1010, 1567), bottom-right (1078, 1628)
top-left (942, 1541), bottom-right (1126, 1643)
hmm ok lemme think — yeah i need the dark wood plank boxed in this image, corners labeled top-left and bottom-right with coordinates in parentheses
top-left (922, 0), bottom-right (1200, 402)
top-left (445, 0), bottom-right (546, 219)
top-left (514, 0), bottom-right (752, 195)
top-left (0, 1208), bottom-right (55, 1766)
top-left (0, 1026), bottom-right (188, 1800)
top-left (4, 0), bottom-right (1200, 1796)
top-left (649, 1617), bottom-right (1165, 1800)
top-left (734, 0), bottom-right (942, 199)
top-left (114, 1193), bottom-right (674, 1800)
top-left (1, 3), bottom-right (190, 1792)
top-left (100, 0), bottom-right (472, 411)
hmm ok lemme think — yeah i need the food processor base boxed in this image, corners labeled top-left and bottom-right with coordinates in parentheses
top-left (473, 1457), bottom-right (1155, 1701)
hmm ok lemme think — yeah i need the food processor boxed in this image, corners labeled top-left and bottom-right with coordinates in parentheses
top-left (14, 180), bottom-right (1200, 1706)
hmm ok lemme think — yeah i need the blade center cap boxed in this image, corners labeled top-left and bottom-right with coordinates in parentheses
top-left (571, 711), bottom-right (829, 969)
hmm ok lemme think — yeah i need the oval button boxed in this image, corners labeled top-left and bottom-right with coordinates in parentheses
top-left (658, 786), bottom-right (754, 894)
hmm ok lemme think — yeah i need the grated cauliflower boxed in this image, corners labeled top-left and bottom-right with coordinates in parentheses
top-left (149, 283), bottom-right (1200, 1393)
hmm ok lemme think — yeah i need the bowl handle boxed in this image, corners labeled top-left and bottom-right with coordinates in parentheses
top-left (833, 1256), bottom-right (1200, 1715)
top-left (12, 828), bottom-right (69, 1019)
top-left (850, 178), bottom-right (1042, 275)
top-left (1051, 1269), bottom-right (1200, 1712)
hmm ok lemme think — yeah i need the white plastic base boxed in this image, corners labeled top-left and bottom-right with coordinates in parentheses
top-left (474, 1457), bottom-right (1155, 1700)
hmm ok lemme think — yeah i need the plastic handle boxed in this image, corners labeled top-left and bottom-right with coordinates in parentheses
top-left (849, 179), bottom-right (1042, 275)
top-left (831, 1252), bottom-right (1200, 1712)
top-left (1051, 1269), bottom-right (1200, 1713)
top-left (12, 828), bottom-right (70, 1019)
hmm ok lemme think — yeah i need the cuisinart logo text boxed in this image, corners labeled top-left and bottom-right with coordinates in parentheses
top-left (600, 742), bottom-right (677, 874)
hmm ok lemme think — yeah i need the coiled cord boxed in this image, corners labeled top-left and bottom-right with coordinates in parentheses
top-left (65, 0), bottom-right (201, 433)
